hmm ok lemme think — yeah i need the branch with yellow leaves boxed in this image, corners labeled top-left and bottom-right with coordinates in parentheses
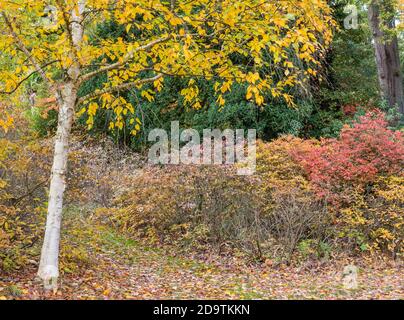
top-left (0, 60), bottom-right (59, 95)
top-left (78, 36), bottom-right (171, 84)
top-left (1, 12), bottom-right (52, 86)
top-left (77, 73), bottom-right (163, 105)
top-left (78, 27), bottom-right (229, 84)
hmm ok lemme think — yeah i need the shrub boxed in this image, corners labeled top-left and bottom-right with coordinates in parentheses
top-left (100, 137), bottom-right (331, 263)
top-left (296, 110), bottom-right (404, 200)
top-left (255, 138), bottom-right (331, 263)
top-left (0, 125), bottom-right (95, 272)
top-left (97, 165), bottom-right (265, 258)
top-left (296, 110), bottom-right (404, 256)
top-left (0, 137), bottom-right (48, 271)
top-left (97, 119), bottom-right (403, 261)
top-left (337, 176), bottom-right (403, 257)
top-left (26, 107), bottom-right (58, 137)
top-left (255, 136), bottom-right (316, 191)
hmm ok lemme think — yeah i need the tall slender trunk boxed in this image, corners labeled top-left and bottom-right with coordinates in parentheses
top-left (368, 2), bottom-right (404, 114)
top-left (37, 83), bottom-right (76, 290)
top-left (37, 0), bottom-right (85, 291)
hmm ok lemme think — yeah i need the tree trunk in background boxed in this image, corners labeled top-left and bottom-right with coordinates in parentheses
top-left (368, 2), bottom-right (404, 115)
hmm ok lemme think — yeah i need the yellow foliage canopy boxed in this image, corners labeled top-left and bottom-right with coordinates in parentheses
top-left (0, 0), bottom-right (335, 132)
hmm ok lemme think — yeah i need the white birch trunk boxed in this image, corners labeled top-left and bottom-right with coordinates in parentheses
top-left (38, 0), bottom-right (85, 291)
top-left (37, 84), bottom-right (76, 290)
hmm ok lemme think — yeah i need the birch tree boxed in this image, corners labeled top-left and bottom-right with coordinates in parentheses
top-left (0, 0), bottom-right (334, 290)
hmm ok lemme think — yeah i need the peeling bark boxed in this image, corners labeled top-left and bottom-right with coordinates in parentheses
top-left (37, 1), bottom-right (86, 291)
top-left (37, 83), bottom-right (76, 290)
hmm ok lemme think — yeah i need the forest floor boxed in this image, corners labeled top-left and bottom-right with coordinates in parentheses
top-left (0, 207), bottom-right (403, 300)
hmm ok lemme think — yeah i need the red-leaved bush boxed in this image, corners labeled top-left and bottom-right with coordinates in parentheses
top-left (294, 110), bottom-right (404, 200)
top-left (342, 103), bottom-right (358, 116)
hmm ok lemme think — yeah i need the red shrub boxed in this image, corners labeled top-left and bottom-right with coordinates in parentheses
top-left (294, 109), bottom-right (404, 199)
top-left (342, 103), bottom-right (358, 116)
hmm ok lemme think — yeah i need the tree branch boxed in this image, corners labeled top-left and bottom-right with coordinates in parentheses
top-left (11, 179), bottom-right (49, 207)
top-left (78, 26), bottom-right (230, 85)
top-left (0, 60), bottom-right (59, 95)
top-left (1, 12), bottom-right (52, 85)
top-left (77, 73), bottom-right (163, 105)
top-left (79, 36), bottom-right (171, 83)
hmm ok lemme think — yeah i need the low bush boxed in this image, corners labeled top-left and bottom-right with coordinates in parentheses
top-left (255, 138), bottom-right (332, 263)
top-left (101, 110), bottom-right (403, 261)
top-left (336, 176), bottom-right (403, 258)
top-left (0, 136), bottom-right (49, 272)
top-left (0, 124), bottom-right (100, 272)
top-left (295, 110), bottom-right (403, 199)
top-left (295, 110), bottom-right (404, 257)
top-left (98, 138), bottom-right (331, 263)
top-left (97, 165), bottom-right (265, 258)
